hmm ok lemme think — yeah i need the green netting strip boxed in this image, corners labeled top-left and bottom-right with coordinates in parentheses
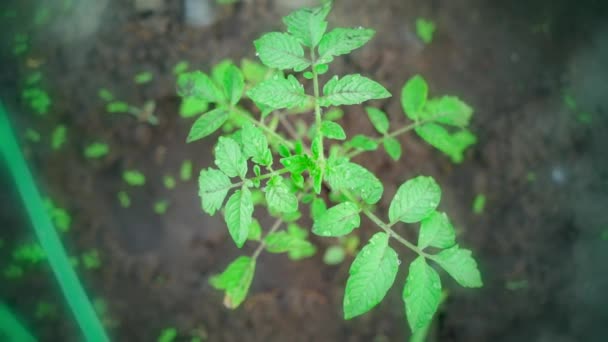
top-left (0, 302), bottom-right (37, 342)
top-left (0, 103), bottom-right (110, 342)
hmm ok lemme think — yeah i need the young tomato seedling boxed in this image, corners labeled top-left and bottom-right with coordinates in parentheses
top-left (182, 3), bottom-right (482, 333)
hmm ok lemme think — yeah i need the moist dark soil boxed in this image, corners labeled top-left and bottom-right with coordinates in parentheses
top-left (1, 0), bottom-right (608, 341)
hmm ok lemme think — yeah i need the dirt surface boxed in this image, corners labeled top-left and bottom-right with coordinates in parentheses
top-left (1, 0), bottom-right (608, 341)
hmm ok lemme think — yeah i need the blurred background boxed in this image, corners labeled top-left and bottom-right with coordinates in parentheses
top-left (1, 0), bottom-right (608, 341)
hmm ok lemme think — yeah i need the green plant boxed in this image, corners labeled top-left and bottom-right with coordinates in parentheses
top-left (123, 170), bottom-right (146, 186)
top-left (472, 193), bottom-right (486, 215)
top-left (415, 18), bottom-right (436, 44)
top-left (184, 3), bottom-right (481, 333)
top-left (99, 88), bottom-right (159, 125)
top-left (84, 142), bottom-right (109, 159)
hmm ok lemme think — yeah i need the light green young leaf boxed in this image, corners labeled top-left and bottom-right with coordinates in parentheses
top-left (383, 137), bottom-right (402, 160)
top-left (223, 64), bottom-right (245, 106)
top-left (181, 160), bottom-right (193, 181)
top-left (312, 201), bottom-right (360, 237)
top-left (365, 107), bottom-right (389, 134)
top-left (180, 97), bottom-right (209, 118)
top-left (214, 136), bottom-right (247, 178)
top-left (310, 197), bottom-right (327, 220)
top-left (282, 3), bottom-right (331, 47)
top-left (211, 59), bottom-right (233, 85)
top-left (418, 211), bottom-right (455, 249)
top-left (472, 194), bottom-right (486, 215)
top-left (423, 96), bottom-right (473, 127)
top-left (433, 245), bottom-right (483, 288)
top-left (321, 121), bottom-right (346, 140)
top-left (317, 28), bottom-right (375, 64)
top-left (265, 176), bottom-right (298, 213)
top-left (415, 18), bottom-right (436, 44)
top-left (187, 108), bottom-right (230, 143)
top-left (344, 232), bottom-right (399, 319)
top-left (247, 75), bottom-right (307, 110)
top-left (51, 125), bottom-right (67, 150)
top-left (320, 74), bottom-right (391, 107)
top-left (280, 154), bottom-right (313, 174)
top-left (123, 170), bottom-right (146, 186)
top-left (224, 187), bottom-right (254, 248)
top-left (198, 168), bottom-right (231, 215)
top-left (253, 32), bottom-right (310, 71)
top-left (209, 256), bottom-right (256, 308)
top-left (346, 134), bottom-right (379, 151)
top-left (388, 176), bottom-right (441, 224)
top-left (326, 160), bottom-right (383, 204)
top-left (401, 75), bottom-right (428, 120)
top-left (415, 123), bottom-right (476, 163)
top-left (84, 142), bottom-right (109, 159)
top-left (403, 256), bottom-right (442, 332)
top-left (323, 245), bottom-right (346, 265)
top-left (177, 71), bottom-right (225, 103)
top-left (241, 58), bottom-right (269, 84)
top-left (241, 123), bottom-right (272, 166)
top-left (265, 231), bottom-right (314, 254)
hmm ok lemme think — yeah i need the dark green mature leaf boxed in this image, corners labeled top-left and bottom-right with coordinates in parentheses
top-left (312, 201), bottom-right (360, 237)
top-left (321, 121), bottom-right (346, 140)
top-left (317, 28), bottom-right (375, 64)
top-left (241, 123), bottom-right (272, 166)
top-left (199, 168), bottom-right (231, 215)
top-left (433, 245), bottom-right (483, 288)
top-left (383, 137), bottom-right (402, 160)
top-left (265, 176), bottom-right (298, 213)
top-left (365, 107), bottom-right (389, 134)
top-left (320, 74), bottom-right (391, 107)
top-left (388, 176), bottom-right (441, 224)
top-left (344, 232), bottom-right (399, 319)
top-left (254, 32), bottom-right (310, 71)
top-left (247, 75), bottom-right (307, 110)
top-left (177, 71), bottom-right (225, 103)
top-left (265, 231), bottom-right (314, 254)
top-left (415, 123), bottom-right (476, 163)
top-left (403, 257), bottom-right (442, 332)
top-left (209, 256), bottom-right (256, 308)
top-left (326, 160), bottom-right (383, 204)
top-left (346, 134), bottom-right (379, 151)
top-left (223, 64), bottom-right (245, 106)
top-left (283, 3), bottom-right (331, 47)
top-left (401, 75), bottom-right (428, 120)
top-left (422, 96), bottom-right (473, 127)
top-left (214, 137), bottom-right (247, 178)
top-left (224, 187), bottom-right (254, 248)
top-left (186, 108), bottom-right (229, 143)
top-left (418, 211), bottom-right (455, 249)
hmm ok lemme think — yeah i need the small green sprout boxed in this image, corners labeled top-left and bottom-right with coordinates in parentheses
top-left (323, 245), bottom-right (345, 265)
top-left (98, 88), bottom-right (114, 102)
top-left (3, 264), bottom-right (24, 279)
top-left (25, 128), bottom-right (41, 142)
top-left (123, 170), bottom-right (146, 186)
top-left (158, 328), bottom-right (178, 342)
top-left (51, 125), bottom-right (67, 150)
top-left (472, 194), bottom-right (486, 215)
top-left (106, 101), bottom-right (130, 113)
top-left (22, 88), bottom-right (51, 115)
top-left (134, 71), bottom-right (154, 84)
top-left (164, 175), bottom-right (176, 189)
top-left (563, 93), bottom-right (577, 110)
top-left (117, 191), bottom-right (131, 208)
top-left (173, 61), bottom-right (190, 75)
top-left (13, 243), bottom-right (46, 263)
top-left (415, 18), bottom-right (436, 44)
top-left (180, 160), bottom-right (193, 181)
top-left (84, 142), bottom-right (109, 159)
top-left (82, 249), bottom-right (101, 269)
top-left (154, 200), bottom-right (169, 215)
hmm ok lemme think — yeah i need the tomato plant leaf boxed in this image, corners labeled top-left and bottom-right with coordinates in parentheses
top-left (418, 211), bottom-right (455, 249)
top-left (254, 32), bottom-right (311, 71)
top-left (388, 176), bottom-right (441, 224)
top-left (187, 108), bottom-right (230, 143)
top-left (320, 74), bottom-right (391, 107)
top-left (317, 28), bottom-right (375, 64)
top-left (403, 256), bottom-right (442, 332)
top-left (214, 136), bottom-right (247, 178)
top-left (433, 245), bottom-right (483, 288)
top-left (198, 168), bottom-right (231, 215)
top-left (209, 256), bottom-right (256, 308)
top-left (224, 188), bottom-right (254, 248)
top-left (312, 201), bottom-right (360, 237)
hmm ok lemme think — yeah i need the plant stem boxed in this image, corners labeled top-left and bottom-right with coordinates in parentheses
top-left (346, 120), bottom-right (423, 158)
top-left (341, 190), bottom-right (430, 258)
top-left (311, 49), bottom-right (325, 165)
top-left (221, 168), bottom-right (289, 192)
top-left (252, 217), bottom-right (284, 260)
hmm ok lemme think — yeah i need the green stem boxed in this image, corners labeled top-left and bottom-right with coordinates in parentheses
top-left (252, 217), bottom-right (284, 260)
top-left (346, 120), bottom-right (424, 158)
top-left (227, 168), bottom-right (290, 191)
top-left (341, 190), bottom-right (429, 258)
top-left (311, 49), bottom-right (325, 165)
